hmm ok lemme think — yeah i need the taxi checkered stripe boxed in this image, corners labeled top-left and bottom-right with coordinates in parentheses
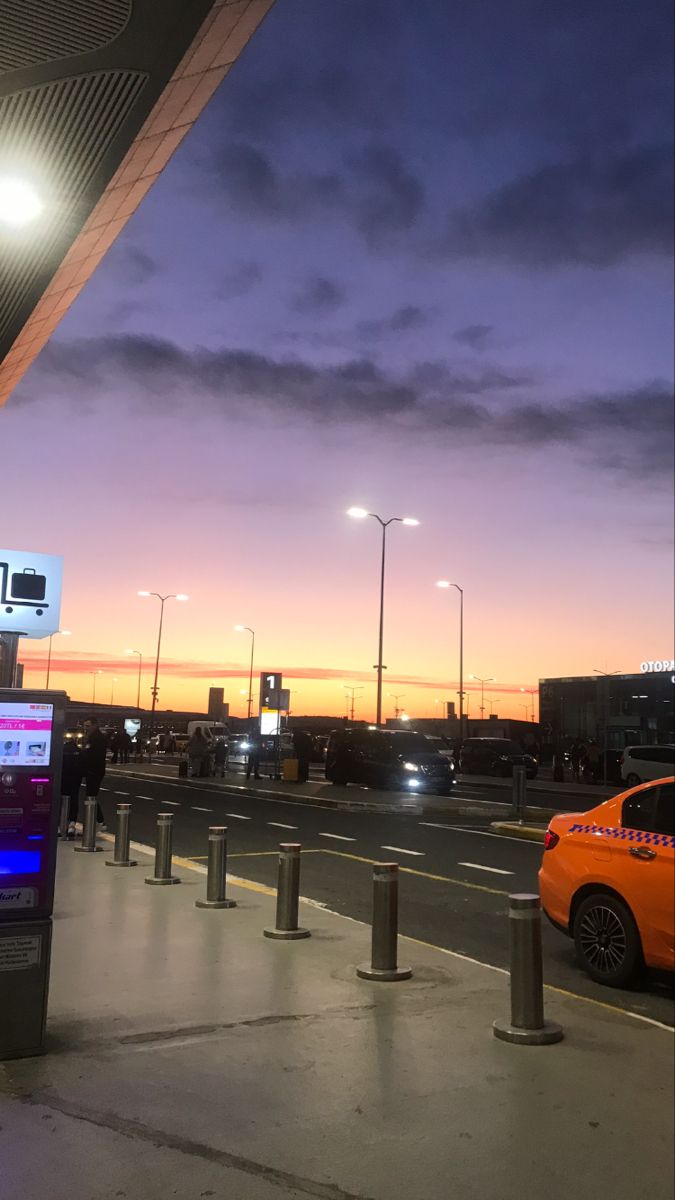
top-left (568, 822), bottom-right (675, 849)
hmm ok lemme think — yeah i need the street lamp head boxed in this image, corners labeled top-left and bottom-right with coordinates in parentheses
top-left (59, 630), bottom-right (71, 636)
top-left (137, 590), bottom-right (151, 597)
top-left (175, 594), bottom-right (189, 601)
top-left (347, 506), bottom-right (369, 519)
top-left (234, 624), bottom-right (245, 632)
top-left (401, 517), bottom-right (419, 526)
top-left (0, 177), bottom-right (43, 227)
top-left (436, 580), bottom-right (450, 588)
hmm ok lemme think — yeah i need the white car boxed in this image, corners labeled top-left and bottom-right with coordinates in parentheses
top-left (620, 744), bottom-right (675, 786)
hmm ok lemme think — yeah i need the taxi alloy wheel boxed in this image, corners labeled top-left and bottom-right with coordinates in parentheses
top-left (573, 893), bottom-right (641, 988)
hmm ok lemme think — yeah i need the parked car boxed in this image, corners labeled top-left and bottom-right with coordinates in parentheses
top-left (459, 738), bottom-right (538, 779)
top-left (539, 777), bottom-right (674, 986)
top-left (325, 728), bottom-right (455, 793)
top-left (620, 745), bottom-right (675, 787)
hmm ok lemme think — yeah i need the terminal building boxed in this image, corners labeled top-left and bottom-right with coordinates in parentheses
top-left (539, 662), bottom-right (674, 752)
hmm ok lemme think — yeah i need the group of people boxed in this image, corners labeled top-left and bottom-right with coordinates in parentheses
top-left (187, 727), bottom-right (229, 778)
top-left (569, 739), bottom-right (603, 783)
top-left (60, 716), bottom-right (109, 838)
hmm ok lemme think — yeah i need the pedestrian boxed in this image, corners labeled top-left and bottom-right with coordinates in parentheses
top-left (188, 726), bottom-right (209, 778)
top-left (583, 740), bottom-right (601, 784)
top-left (110, 730), bottom-right (121, 764)
top-left (570, 740), bottom-right (583, 782)
top-left (292, 729), bottom-right (313, 783)
top-left (120, 729), bottom-right (132, 765)
top-left (61, 737), bottom-right (83, 838)
top-left (81, 716), bottom-right (108, 830)
top-left (213, 738), bottom-right (228, 778)
top-left (246, 731), bottom-right (262, 780)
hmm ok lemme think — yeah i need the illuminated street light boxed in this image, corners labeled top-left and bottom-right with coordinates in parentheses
top-left (470, 673), bottom-right (495, 719)
top-left (137, 591), bottom-right (189, 719)
top-left (125, 649), bottom-right (144, 710)
top-left (436, 581), bottom-right (465, 740)
top-left (235, 625), bottom-right (256, 721)
top-left (347, 506), bottom-right (419, 725)
top-left (0, 177), bottom-right (43, 227)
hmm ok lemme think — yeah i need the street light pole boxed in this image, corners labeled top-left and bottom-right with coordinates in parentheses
top-left (348, 507), bottom-right (419, 727)
top-left (138, 591), bottom-right (188, 730)
top-left (235, 626), bottom-right (256, 722)
top-left (125, 649), bottom-right (143, 710)
top-left (593, 668), bottom-right (621, 788)
top-left (389, 693), bottom-right (406, 719)
top-left (470, 673), bottom-right (495, 720)
top-left (436, 582), bottom-right (464, 741)
top-left (344, 685), bottom-right (364, 722)
top-left (91, 670), bottom-right (102, 704)
top-left (46, 629), bottom-right (71, 688)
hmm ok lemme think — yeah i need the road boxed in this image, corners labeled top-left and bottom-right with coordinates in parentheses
top-left (99, 769), bottom-right (674, 1028)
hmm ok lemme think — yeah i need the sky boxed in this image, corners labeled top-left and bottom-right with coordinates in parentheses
top-left (3, 0), bottom-right (674, 721)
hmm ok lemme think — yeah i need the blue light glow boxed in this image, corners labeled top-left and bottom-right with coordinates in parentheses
top-left (0, 850), bottom-right (41, 876)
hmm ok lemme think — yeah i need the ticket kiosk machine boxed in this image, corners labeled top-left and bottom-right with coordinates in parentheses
top-left (0, 689), bottom-right (66, 1059)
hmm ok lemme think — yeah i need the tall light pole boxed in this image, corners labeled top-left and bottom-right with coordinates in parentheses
top-left (348, 507), bottom-right (419, 726)
top-left (343, 684), bottom-right (364, 722)
top-left (235, 625), bottom-right (256, 722)
top-left (470, 673), bottom-right (495, 720)
top-left (388, 693), bottom-right (406, 720)
top-left (520, 686), bottom-right (537, 722)
top-left (91, 670), bottom-right (102, 704)
top-left (110, 676), bottom-right (119, 707)
top-left (593, 668), bottom-right (621, 788)
top-left (45, 629), bottom-right (71, 688)
top-left (138, 592), bottom-right (188, 720)
top-left (125, 649), bottom-right (143, 710)
top-left (436, 581), bottom-right (464, 741)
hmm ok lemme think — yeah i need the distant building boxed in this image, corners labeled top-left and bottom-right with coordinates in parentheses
top-left (539, 667), bottom-right (674, 751)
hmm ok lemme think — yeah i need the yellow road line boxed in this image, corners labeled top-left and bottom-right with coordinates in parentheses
top-left (317, 848), bottom-right (509, 896)
top-left (188, 850), bottom-right (323, 860)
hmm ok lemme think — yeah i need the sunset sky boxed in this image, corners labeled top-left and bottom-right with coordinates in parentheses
top-left (3, 0), bottom-right (673, 721)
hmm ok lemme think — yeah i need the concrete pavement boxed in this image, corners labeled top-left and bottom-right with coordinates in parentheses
top-left (1, 841), bottom-right (673, 1200)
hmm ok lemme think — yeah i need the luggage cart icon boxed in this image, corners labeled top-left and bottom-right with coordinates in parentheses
top-left (0, 562), bottom-right (50, 616)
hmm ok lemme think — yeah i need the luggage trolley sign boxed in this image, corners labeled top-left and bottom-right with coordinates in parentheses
top-left (0, 696), bottom-right (63, 920)
top-left (0, 550), bottom-right (63, 638)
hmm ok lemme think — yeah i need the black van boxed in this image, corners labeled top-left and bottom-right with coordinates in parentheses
top-left (459, 738), bottom-right (538, 778)
top-left (325, 728), bottom-right (456, 793)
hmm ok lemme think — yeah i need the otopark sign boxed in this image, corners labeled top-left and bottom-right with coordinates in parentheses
top-left (640, 659), bottom-right (675, 673)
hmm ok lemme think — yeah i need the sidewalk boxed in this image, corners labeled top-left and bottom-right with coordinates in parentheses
top-left (1, 840), bottom-right (673, 1200)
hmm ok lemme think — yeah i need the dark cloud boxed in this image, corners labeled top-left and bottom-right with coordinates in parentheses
top-left (216, 261), bottom-right (262, 300)
top-left (358, 305), bottom-right (432, 340)
top-left (453, 324), bottom-right (494, 351)
top-left (18, 334), bottom-right (673, 482)
top-left (209, 143), bottom-right (343, 220)
top-left (293, 276), bottom-right (346, 316)
top-left (112, 246), bottom-right (158, 285)
top-left (349, 145), bottom-right (426, 243)
top-left (446, 145), bottom-right (674, 266)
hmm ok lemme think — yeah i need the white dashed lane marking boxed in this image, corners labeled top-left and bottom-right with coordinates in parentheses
top-left (161, 800), bottom-right (181, 806)
top-left (192, 806), bottom-right (213, 813)
top-left (226, 813), bottom-right (252, 820)
top-left (135, 795), bottom-right (155, 801)
top-left (267, 822), bottom-right (298, 830)
top-left (318, 832), bottom-right (357, 842)
top-left (458, 862), bottom-right (514, 876)
top-left (114, 791), bottom-right (129, 796)
top-left (380, 845), bottom-right (424, 857)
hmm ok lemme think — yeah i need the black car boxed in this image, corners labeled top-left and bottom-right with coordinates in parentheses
top-left (325, 728), bottom-right (456, 793)
top-left (459, 737), bottom-right (538, 779)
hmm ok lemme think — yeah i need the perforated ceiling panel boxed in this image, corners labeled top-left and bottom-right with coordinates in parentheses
top-left (0, 70), bottom-right (147, 342)
top-left (0, 0), bottom-right (132, 74)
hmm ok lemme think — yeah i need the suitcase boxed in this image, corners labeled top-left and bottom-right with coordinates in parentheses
top-left (11, 568), bottom-right (47, 601)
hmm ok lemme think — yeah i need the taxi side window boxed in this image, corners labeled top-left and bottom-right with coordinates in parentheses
top-left (622, 787), bottom-right (658, 833)
top-left (654, 783), bottom-right (674, 836)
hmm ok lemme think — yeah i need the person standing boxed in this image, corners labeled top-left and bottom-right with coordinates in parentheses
top-left (292, 729), bottom-right (313, 783)
top-left (81, 716), bottom-right (107, 830)
top-left (119, 729), bottom-right (132, 765)
top-left (61, 737), bottom-right (83, 839)
top-left (188, 726), bottom-right (209, 778)
top-left (246, 731), bottom-right (262, 780)
top-left (213, 738), bottom-right (228, 778)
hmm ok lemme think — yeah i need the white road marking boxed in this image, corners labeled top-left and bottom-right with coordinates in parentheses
top-left (192, 806), bottom-right (213, 813)
top-left (451, 826), bottom-right (544, 845)
top-left (458, 861), bottom-right (514, 876)
top-left (135, 795), bottom-right (155, 801)
top-left (99, 787), bottom-right (109, 792)
top-left (226, 813), bottom-right (252, 820)
top-left (419, 822), bottom-right (457, 830)
top-left (318, 832), bottom-right (356, 842)
top-left (380, 845), bottom-right (424, 857)
top-left (161, 800), bottom-right (181, 806)
top-left (114, 791), bottom-right (129, 795)
top-left (268, 822), bottom-right (298, 830)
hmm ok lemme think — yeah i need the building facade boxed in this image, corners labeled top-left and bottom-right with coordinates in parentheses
top-left (539, 665), bottom-right (674, 751)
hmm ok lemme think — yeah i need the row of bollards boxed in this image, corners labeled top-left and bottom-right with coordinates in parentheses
top-left (76, 803), bottom-right (562, 1045)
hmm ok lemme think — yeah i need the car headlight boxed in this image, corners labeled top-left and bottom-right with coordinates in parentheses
top-left (403, 761), bottom-right (420, 772)
top-left (499, 755), bottom-right (509, 761)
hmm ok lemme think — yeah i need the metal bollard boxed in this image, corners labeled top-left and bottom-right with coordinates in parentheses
top-left (195, 827), bottom-right (236, 909)
top-left (59, 795), bottom-right (70, 839)
top-left (493, 894), bottom-right (563, 1045)
top-left (145, 812), bottom-right (180, 885)
top-left (74, 798), bottom-right (102, 853)
top-left (264, 844), bottom-right (310, 939)
top-left (511, 765), bottom-right (527, 822)
top-left (106, 804), bottom-right (137, 867)
top-left (357, 863), bottom-right (412, 981)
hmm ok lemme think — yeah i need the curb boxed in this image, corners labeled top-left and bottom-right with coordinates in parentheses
top-left (489, 821), bottom-right (547, 843)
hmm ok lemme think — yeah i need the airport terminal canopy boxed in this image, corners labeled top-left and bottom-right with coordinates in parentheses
top-left (0, 0), bottom-right (273, 406)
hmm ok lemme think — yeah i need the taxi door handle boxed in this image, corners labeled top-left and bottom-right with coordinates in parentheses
top-left (629, 846), bottom-right (657, 861)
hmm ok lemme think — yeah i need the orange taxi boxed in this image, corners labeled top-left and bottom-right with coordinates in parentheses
top-left (539, 777), bottom-right (674, 986)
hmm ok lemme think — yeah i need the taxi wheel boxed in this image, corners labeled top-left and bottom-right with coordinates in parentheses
top-left (573, 893), bottom-right (642, 987)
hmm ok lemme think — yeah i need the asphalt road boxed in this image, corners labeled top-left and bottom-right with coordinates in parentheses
top-left (99, 769), bottom-right (674, 1028)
